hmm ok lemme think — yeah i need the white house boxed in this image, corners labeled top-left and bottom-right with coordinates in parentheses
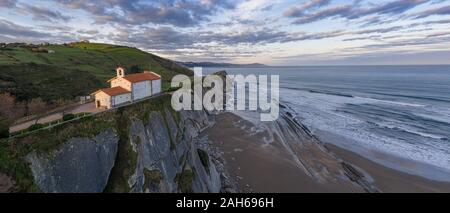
top-left (92, 67), bottom-right (162, 109)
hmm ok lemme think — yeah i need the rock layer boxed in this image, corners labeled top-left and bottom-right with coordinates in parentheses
top-left (26, 129), bottom-right (119, 193)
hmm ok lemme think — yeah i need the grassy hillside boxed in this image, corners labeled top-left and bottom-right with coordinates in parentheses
top-left (0, 42), bottom-right (192, 102)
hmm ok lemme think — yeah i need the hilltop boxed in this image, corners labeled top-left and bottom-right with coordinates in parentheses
top-left (178, 61), bottom-right (268, 68)
top-left (0, 42), bottom-right (193, 102)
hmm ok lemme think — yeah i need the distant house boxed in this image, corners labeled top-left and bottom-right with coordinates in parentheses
top-left (92, 67), bottom-right (162, 109)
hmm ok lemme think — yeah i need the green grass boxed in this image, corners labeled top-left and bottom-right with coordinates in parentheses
top-left (9, 112), bottom-right (93, 138)
top-left (143, 169), bottom-right (163, 191)
top-left (175, 168), bottom-right (196, 193)
top-left (0, 118), bottom-right (9, 138)
top-left (197, 149), bottom-right (210, 175)
top-left (0, 42), bottom-right (193, 102)
top-left (103, 95), bottom-right (175, 192)
top-left (0, 94), bottom-right (181, 192)
top-left (0, 111), bottom-right (117, 192)
top-left (102, 117), bottom-right (136, 193)
top-left (0, 63), bottom-right (105, 101)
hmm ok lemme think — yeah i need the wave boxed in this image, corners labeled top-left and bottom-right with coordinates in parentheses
top-left (286, 87), bottom-right (426, 107)
top-left (369, 91), bottom-right (450, 103)
top-left (307, 89), bottom-right (354, 98)
top-left (374, 122), bottom-right (448, 140)
top-left (353, 97), bottom-right (426, 107)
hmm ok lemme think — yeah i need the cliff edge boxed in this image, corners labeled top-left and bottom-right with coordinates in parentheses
top-left (0, 94), bottom-right (221, 193)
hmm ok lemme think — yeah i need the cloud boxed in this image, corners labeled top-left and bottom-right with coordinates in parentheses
top-left (20, 4), bottom-right (71, 22)
top-left (357, 34), bottom-right (450, 49)
top-left (284, 0), bottom-right (331, 17)
top-left (287, 0), bottom-right (430, 25)
top-left (110, 25), bottom-right (294, 51)
top-left (111, 23), bottom-right (420, 56)
top-left (52, 0), bottom-right (237, 27)
top-left (204, 29), bottom-right (291, 45)
top-left (0, 19), bottom-right (50, 38)
top-left (110, 26), bottom-right (195, 50)
top-left (353, 26), bottom-right (405, 34)
top-left (348, 0), bottom-right (429, 19)
top-left (0, 19), bottom-right (78, 43)
top-left (77, 29), bottom-right (99, 35)
top-left (0, 0), bottom-right (16, 7)
top-left (0, 1), bottom-right (71, 22)
top-left (412, 5), bottom-right (450, 19)
top-left (1, 0), bottom-right (449, 64)
top-left (291, 5), bottom-right (353, 24)
top-left (426, 31), bottom-right (450, 38)
top-left (38, 25), bottom-right (73, 31)
top-left (342, 35), bottom-right (382, 41)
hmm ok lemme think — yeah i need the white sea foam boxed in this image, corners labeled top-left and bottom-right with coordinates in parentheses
top-left (354, 97), bottom-right (426, 107)
top-left (285, 89), bottom-right (450, 178)
top-left (203, 65), bottom-right (450, 181)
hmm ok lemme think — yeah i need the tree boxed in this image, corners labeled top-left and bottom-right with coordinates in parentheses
top-left (27, 98), bottom-right (47, 115)
top-left (62, 114), bottom-right (75, 121)
top-left (0, 93), bottom-right (26, 120)
top-left (129, 65), bottom-right (142, 74)
top-left (0, 117), bottom-right (9, 138)
top-left (0, 93), bottom-right (16, 119)
top-left (0, 93), bottom-right (23, 138)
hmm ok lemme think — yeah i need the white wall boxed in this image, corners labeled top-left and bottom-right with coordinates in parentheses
top-left (95, 92), bottom-right (111, 109)
top-left (152, 79), bottom-right (161, 95)
top-left (111, 78), bottom-right (132, 91)
top-left (132, 81), bottom-right (151, 100)
top-left (112, 93), bottom-right (131, 107)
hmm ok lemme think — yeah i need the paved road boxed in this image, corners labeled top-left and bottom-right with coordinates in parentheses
top-left (9, 102), bottom-right (104, 133)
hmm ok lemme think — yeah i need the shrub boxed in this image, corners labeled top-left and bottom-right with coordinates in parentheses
top-left (0, 120), bottom-right (9, 138)
top-left (197, 149), bottom-right (210, 174)
top-left (28, 123), bottom-right (45, 131)
top-left (175, 169), bottom-right (195, 193)
top-left (62, 114), bottom-right (75, 121)
top-left (166, 86), bottom-right (181, 93)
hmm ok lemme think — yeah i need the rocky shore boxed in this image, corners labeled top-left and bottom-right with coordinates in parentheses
top-left (202, 104), bottom-right (450, 192)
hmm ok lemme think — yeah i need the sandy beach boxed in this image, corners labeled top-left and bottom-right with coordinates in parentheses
top-left (204, 112), bottom-right (450, 193)
top-left (324, 143), bottom-right (450, 193)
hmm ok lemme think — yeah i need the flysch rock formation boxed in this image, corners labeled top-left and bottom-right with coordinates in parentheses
top-left (1, 71), bottom-right (378, 193)
top-left (23, 105), bottom-right (222, 193)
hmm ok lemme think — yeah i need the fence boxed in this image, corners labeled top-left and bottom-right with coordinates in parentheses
top-left (9, 112), bottom-right (93, 139)
top-left (12, 102), bottom-right (82, 125)
top-left (8, 92), bottom-right (168, 139)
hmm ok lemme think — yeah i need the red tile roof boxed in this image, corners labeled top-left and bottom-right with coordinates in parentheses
top-left (122, 71), bottom-right (161, 83)
top-left (107, 71), bottom-right (161, 83)
top-left (93, 86), bottom-right (131, 96)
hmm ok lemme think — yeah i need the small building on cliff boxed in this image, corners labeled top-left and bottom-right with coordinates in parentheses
top-left (92, 67), bottom-right (162, 109)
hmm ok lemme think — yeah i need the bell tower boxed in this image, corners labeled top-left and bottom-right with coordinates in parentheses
top-left (116, 67), bottom-right (125, 78)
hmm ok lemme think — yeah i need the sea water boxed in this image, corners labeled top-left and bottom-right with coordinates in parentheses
top-left (204, 65), bottom-right (450, 181)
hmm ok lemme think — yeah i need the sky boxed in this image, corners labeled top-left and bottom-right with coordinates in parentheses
top-left (0, 0), bottom-right (450, 65)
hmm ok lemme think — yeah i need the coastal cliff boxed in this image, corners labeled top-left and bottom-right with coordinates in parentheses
top-left (0, 75), bottom-right (380, 193)
top-left (0, 94), bottom-right (221, 193)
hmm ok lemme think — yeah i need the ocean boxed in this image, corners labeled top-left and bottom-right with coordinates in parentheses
top-left (204, 65), bottom-right (450, 181)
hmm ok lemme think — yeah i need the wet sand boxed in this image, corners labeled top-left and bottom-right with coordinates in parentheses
top-left (204, 113), bottom-right (363, 192)
top-left (205, 113), bottom-right (450, 193)
top-left (325, 143), bottom-right (450, 193)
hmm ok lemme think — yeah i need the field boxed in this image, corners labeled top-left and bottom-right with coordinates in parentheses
top-left (0, 42), bottom-right (193, 102)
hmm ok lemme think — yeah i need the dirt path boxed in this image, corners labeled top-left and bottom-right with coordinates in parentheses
top-left (9, 102), bottom-right (104, 133)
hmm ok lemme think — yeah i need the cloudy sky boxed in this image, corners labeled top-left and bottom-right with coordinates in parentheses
top-left (0, 0), bottom-right (450, 65)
